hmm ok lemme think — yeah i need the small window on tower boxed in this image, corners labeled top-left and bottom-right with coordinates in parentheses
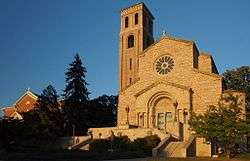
top-left (135, 13), bottom-right (138, 25)
top-left (125, 17), bottom-right (129, 28)
top-left (129, 78), bottom-right (132, 84)
top-left (129, 58), bottom-right (132, 70)
top-left (127, 35), bottom-right (134, 48)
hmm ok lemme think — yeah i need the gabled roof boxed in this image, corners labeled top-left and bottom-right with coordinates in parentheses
top-left (3, 107), bottom-right (16, 118)
top-left (140, 35), bottom-right (195, 57)
top-left (10, 111), bottom-right (23, 120)
top-left (134, 80), bottom-right (191, 97)
top-left (2, 88), bottom-right (38, 119)
top-left (14, 89), bottom-right (38, 106)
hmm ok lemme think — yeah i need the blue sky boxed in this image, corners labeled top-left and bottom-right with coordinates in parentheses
top-left (0, 0), bottom-right (250, 111)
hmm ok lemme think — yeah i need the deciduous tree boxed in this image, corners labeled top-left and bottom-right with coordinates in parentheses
top-left (223, 66), bottom-right (250, 109)
top-left (189, 95), bottom-right (249, 158)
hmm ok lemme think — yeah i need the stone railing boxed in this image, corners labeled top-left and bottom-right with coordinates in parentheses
top-left (151, 128), bottom-right (169, 140)
top-left (152, 133), bottom-right (171, 157)
top-left (88, 127), bottom-right (160, 141)
top-left (165, 121), bottom-right (182, 140)
top-left (58, 135), bottom-right (92, 149)
top-left (88, 126), bottom-right (173, 141)
top-left (183, 134), bottom-right (196, 157)
top-left (71, 136), bottom-right (92, 150)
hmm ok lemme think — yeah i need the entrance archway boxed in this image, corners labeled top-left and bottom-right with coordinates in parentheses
top-left (147, 92), bottom-right (177, 129)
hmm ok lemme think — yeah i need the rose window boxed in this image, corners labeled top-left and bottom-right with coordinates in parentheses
top-left (155, 56), bottom-right (174, 75)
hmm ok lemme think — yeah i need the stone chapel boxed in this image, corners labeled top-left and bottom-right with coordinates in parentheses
top-left (89, 2), bottom-right (246, 157)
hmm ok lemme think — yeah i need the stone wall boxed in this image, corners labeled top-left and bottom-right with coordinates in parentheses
top-left (88, 126), bottom-right (169, 141)
top-left (196, 137), bottom-right (211, 157)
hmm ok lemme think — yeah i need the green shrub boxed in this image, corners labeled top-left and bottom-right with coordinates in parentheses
top-left (89, 139), bottom-right (110, 152)
top-left (132, 135), bottom-right (160, 154)
top-left (89, 134), bottom-right (160, 156)
top-left (111, 135), bottom-right (131, 152)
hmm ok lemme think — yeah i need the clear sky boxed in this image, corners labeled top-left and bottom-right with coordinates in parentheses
top-left (0, 0), bottom-right (250, 110)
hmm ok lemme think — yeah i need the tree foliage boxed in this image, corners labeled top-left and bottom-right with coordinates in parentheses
top-left (223, 66), bottom-right (250, 108)
top-left (87, 95), bottom-right (117, 127)
top-left (62, 54), bottom-right (90, 135)
top-left (36, 85), bottom-right (63, 136)
top-left (189, 94), bottom-right (250, 158)
top-left (89, 134), bottom-right (160, 155)
top-left (63, 54), bottom-right (90, 104)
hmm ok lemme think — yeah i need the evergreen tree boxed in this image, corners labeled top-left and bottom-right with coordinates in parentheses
top-left (36, 85), bottom-right (62, 136)
top-left (62, 54), bottom-right (90, 135)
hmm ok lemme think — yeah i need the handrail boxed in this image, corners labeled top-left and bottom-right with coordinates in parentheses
top-left (183, 135), bottom-right (195, 149)
top-left (71, 136), bottom-right (92, 149)
top-left (152, 134), bottom-right (171, 157)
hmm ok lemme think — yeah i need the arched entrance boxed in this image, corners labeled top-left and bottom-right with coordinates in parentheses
top-left (147, 92), bottom-right (177, 130)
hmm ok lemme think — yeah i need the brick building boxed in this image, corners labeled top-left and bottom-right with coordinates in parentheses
top-left (2, 89), bottom-right (38, 120)
top-left (89, 3), bottom-right (246, 157)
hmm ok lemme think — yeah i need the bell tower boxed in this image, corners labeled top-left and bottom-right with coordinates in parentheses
top-left (119, 3), bottom-right (154, 91)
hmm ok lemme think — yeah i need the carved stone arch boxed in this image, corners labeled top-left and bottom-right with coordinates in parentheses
top-left (147, 91), bottom-right (178, 128)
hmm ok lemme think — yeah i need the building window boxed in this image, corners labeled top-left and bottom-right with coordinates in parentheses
top-left (125, 16), bottom-right (129, 28)
top-left (135, 13), bottom-right (138, 25)
top-left (138, 113), bottom-right (144, 127)
top-left (127, 35), bottom-right (134, 48)
top-left (183, 110), bottom-right (188, 124)
top-left (129, 78), bottom-right (132, 84)
top-left (166, 112), bottom-right (172, 122)
top-left (129, 58), bottom-right (132, 70)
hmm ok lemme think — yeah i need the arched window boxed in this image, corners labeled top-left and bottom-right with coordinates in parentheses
top-left (129, 58), bottom-right (132, 70)
top-left (127, 35), bottom-right (134, 48)
top-left (125, 17), bottom-right (129, 28)
top-left (135, 13), bottom-right (138, 25)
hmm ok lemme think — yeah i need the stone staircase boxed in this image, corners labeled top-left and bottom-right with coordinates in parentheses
top-left (160, 135), bottom-right (196, 158)
top-left (71, 136), bottom-right (92, 150)
top-left (152, 131), bottom-right (179, 157)
top-left (163, 141), bottom-right (185, 157)
top-left (64, 128), bottom-right (196, 158)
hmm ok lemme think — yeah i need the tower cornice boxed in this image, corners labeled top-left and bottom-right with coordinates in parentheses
top-left (120, 2), bottom-right (154, 19)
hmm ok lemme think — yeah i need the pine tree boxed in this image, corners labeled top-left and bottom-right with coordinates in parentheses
top-left (36, 85), bottom-right (62, 136)
top-left (62, 54), bottom-right (90, 135)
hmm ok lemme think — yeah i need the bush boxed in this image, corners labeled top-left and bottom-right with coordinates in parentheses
top-left (89, 135), bottom-right (131, 153)
top-left (89, 139), bottom-right (110, 152)
top-left (132, 135), bottom-right (160, 154)
top-left (111, 135), bottom-right (131, 152)
top-left (89, 134), bottom-right (160, 156)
